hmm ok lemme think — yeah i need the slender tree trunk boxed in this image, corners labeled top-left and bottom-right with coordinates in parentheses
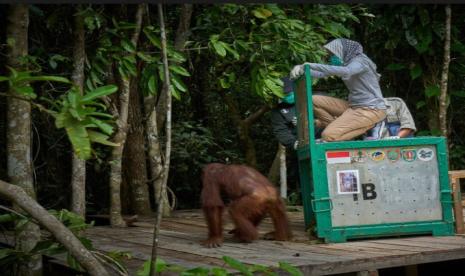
top-left (109, 4), bottom-right (144, 227)
top-left (267, 144), bottom-right (282, 185)
top-left (151, 4), bottom-right (172, 276)
top-left (70, 5), bottom-right (86, 218)
top-left (124, 77), bottom-right (151, 215)
top-left (145, 4), bottom-right (194, 218)
top-left (156, 4), bottom-right (194, 130)
top-left (174, 4), bottom-right (193, 51)
top-left (6, 4), bottom-right (42, 276)
top-left (279, 145), bottom-right (287, 199)
top-left (144, 97), bottom-right (167, 216)
top-left (0, 180), bottom-right (109, 276)
top-left (439, 5), bottom-right (451, 139)
top-left (268, 144), bottom-right (287, 199)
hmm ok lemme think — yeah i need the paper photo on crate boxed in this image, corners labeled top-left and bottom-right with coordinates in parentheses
top-left (336, 170), bottom-right (360, 194)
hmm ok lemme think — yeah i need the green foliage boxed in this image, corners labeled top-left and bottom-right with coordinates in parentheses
top-left (0, 67), bottom-right (70, 99)
top-left (53, 85), bottom-right (118, 160)
top-left (136, 256), bottom-right (303, 276)
top-left (194, 4), bottom-right (359, 102)
top-left (0, 208), bottom-right (128, 274)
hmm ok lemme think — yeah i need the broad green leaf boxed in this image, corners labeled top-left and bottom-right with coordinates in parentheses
top-left (121, 38), bottom-right (136, 53)
top-left (211, 41), bottom-right (227, 57)
top-left (222, 256), bottom-right (252, 276)
top-left (170, 84), bottom-right (181, 100)
top-left (222, 42), bottom-right (240, 60)
top-left (19, 76), bottom-right (70, 83)
top-left (88, 130), bottom-right (119, 147)
top-left (87, 112), bottom-right (113, 119)
top-left (169, 65), bottom-right (190, 77)
top-left (425, 85), bottom-right (440, 98)
top-left (409, 65), bottom-right (422, 80)
top-left (279, 262), bottom-right (303, 276)
top-left (252, 8), bottom-right (272, 19)
top-left (168, 49), bottom-right (186, 62)
top-left (67, 92), bottom-right (79, 109)
top-left (0, 76), bottom-right (9, 82)
top-left (264, 78), bottom-right (284, 97)
top-left (122, 59), bottom-right (137, 76)
top-left (171, 74), bottom-right (187, 92)
top-left (13, 85), bottom-right (36, 99)
top-left (137, 52), bottom-right (155, 62)
top-left (148, 75), bottom-right (157, 94)
top-left (89, 117), bottom-right (114, 135)
top-left (144, 30), bottom-right (162, 49)
top-left (81, 85), bottom-right (118, 102)
top-left (66, 123), bottom-right (91, 160)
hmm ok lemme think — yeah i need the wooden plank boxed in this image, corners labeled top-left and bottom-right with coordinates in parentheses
top-left (82, 209), bottom-right (465, 276)
top-left (451, 177), bottom-right (465, 234)
top-left (449, 170), bottom-right (465, 178)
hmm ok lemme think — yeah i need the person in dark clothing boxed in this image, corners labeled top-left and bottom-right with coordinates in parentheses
top-left (270, 77), bottom-right (322, 201)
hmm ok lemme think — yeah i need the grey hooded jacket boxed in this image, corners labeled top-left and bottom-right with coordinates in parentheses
top-left (308, 56), bottom-right (386, 110)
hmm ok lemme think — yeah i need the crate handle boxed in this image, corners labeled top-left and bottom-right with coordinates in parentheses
top-left (311, 197), bottom-right (333, 213)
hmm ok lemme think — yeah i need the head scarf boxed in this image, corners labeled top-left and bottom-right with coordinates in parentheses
top-left (324, 38), bottom-right (380, 80)
top-left (323, 38), bottom-right (363, 63)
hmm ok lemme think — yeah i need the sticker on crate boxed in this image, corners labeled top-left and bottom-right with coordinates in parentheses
top-left (351, 150), bottom-right (367, 163)
top-left (417, 148), bottom-right (435, 161)
top-left (326, 151), bottom-right (351, 164)
top-left (369, 150), bottom-right (385, 162)
top-left (401, 148), bottom-right (417, 162)
top-left (336, 170), bottom-right (360, 194)
top-left (386, 148), bottom-right (401, 162)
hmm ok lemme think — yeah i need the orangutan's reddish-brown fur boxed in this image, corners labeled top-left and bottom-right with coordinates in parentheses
top-left (200, 163), bottom-right (292, 248)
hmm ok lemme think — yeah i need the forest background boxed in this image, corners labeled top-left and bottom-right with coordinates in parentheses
top-left (0, 3), bottom-right (464, 225)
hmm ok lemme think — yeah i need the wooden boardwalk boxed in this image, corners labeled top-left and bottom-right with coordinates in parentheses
top-left (84, 209), bottom-right (465, 275)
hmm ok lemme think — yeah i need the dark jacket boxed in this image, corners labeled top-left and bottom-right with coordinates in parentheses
top-left (271, 103), bottom-right (322, 149)
top-left (271, 103), bottom-right (298, 149)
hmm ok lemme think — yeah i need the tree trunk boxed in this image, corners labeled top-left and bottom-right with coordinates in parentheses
top-left (151, 4), bottom-right (172, 275)
top-left (174, 4), bottom-right (194, 51)
top-left (279, 145), bottom-right (287, 199)
top-left (144, 97), bottom-right (168, 216)
top-left (0, 180), bottom-right (109, 276)
top-left (124, 77), bottom-right (151, 215)
top-left (221, 92), bottom-right (270, 167)
top-left (439, 5), bottom-right (451, 139)
top-left (109, 4), bottom-right (144, 227)
top-left (267, 144), bottom-right (282, 185)
top-left (6, 4), bottom-right (42, 276)
top-left (156, 4), bottom-right (194, 130)
top-left (268, 144), bottom-right (287, 199)
top-left (70, 5), bottom-right (86, 218)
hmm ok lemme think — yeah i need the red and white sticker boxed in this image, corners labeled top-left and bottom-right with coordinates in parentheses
top-left (326, 151), bottom-right (351, 164)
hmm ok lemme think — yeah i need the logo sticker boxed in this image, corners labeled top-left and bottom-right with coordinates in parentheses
top-left (352, 150), bottom-right (367, 163)
top-left (386, 148), bottom-right (400, 162)
top-left (401, 149), bottom-right (417, 162)
top-left (369, 150), bottom-right (385, 162)
top-left (417, 148), bottom-right (435, 161)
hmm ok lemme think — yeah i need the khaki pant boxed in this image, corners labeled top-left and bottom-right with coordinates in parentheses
top-left (313, 95), bottom-right (386, 141)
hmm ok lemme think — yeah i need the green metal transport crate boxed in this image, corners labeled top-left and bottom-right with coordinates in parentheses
top-left (294, 65), bottom-right (455, 243)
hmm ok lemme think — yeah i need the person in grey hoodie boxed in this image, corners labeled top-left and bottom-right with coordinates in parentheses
top-left (290, 38), bottom-right (386, 142)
